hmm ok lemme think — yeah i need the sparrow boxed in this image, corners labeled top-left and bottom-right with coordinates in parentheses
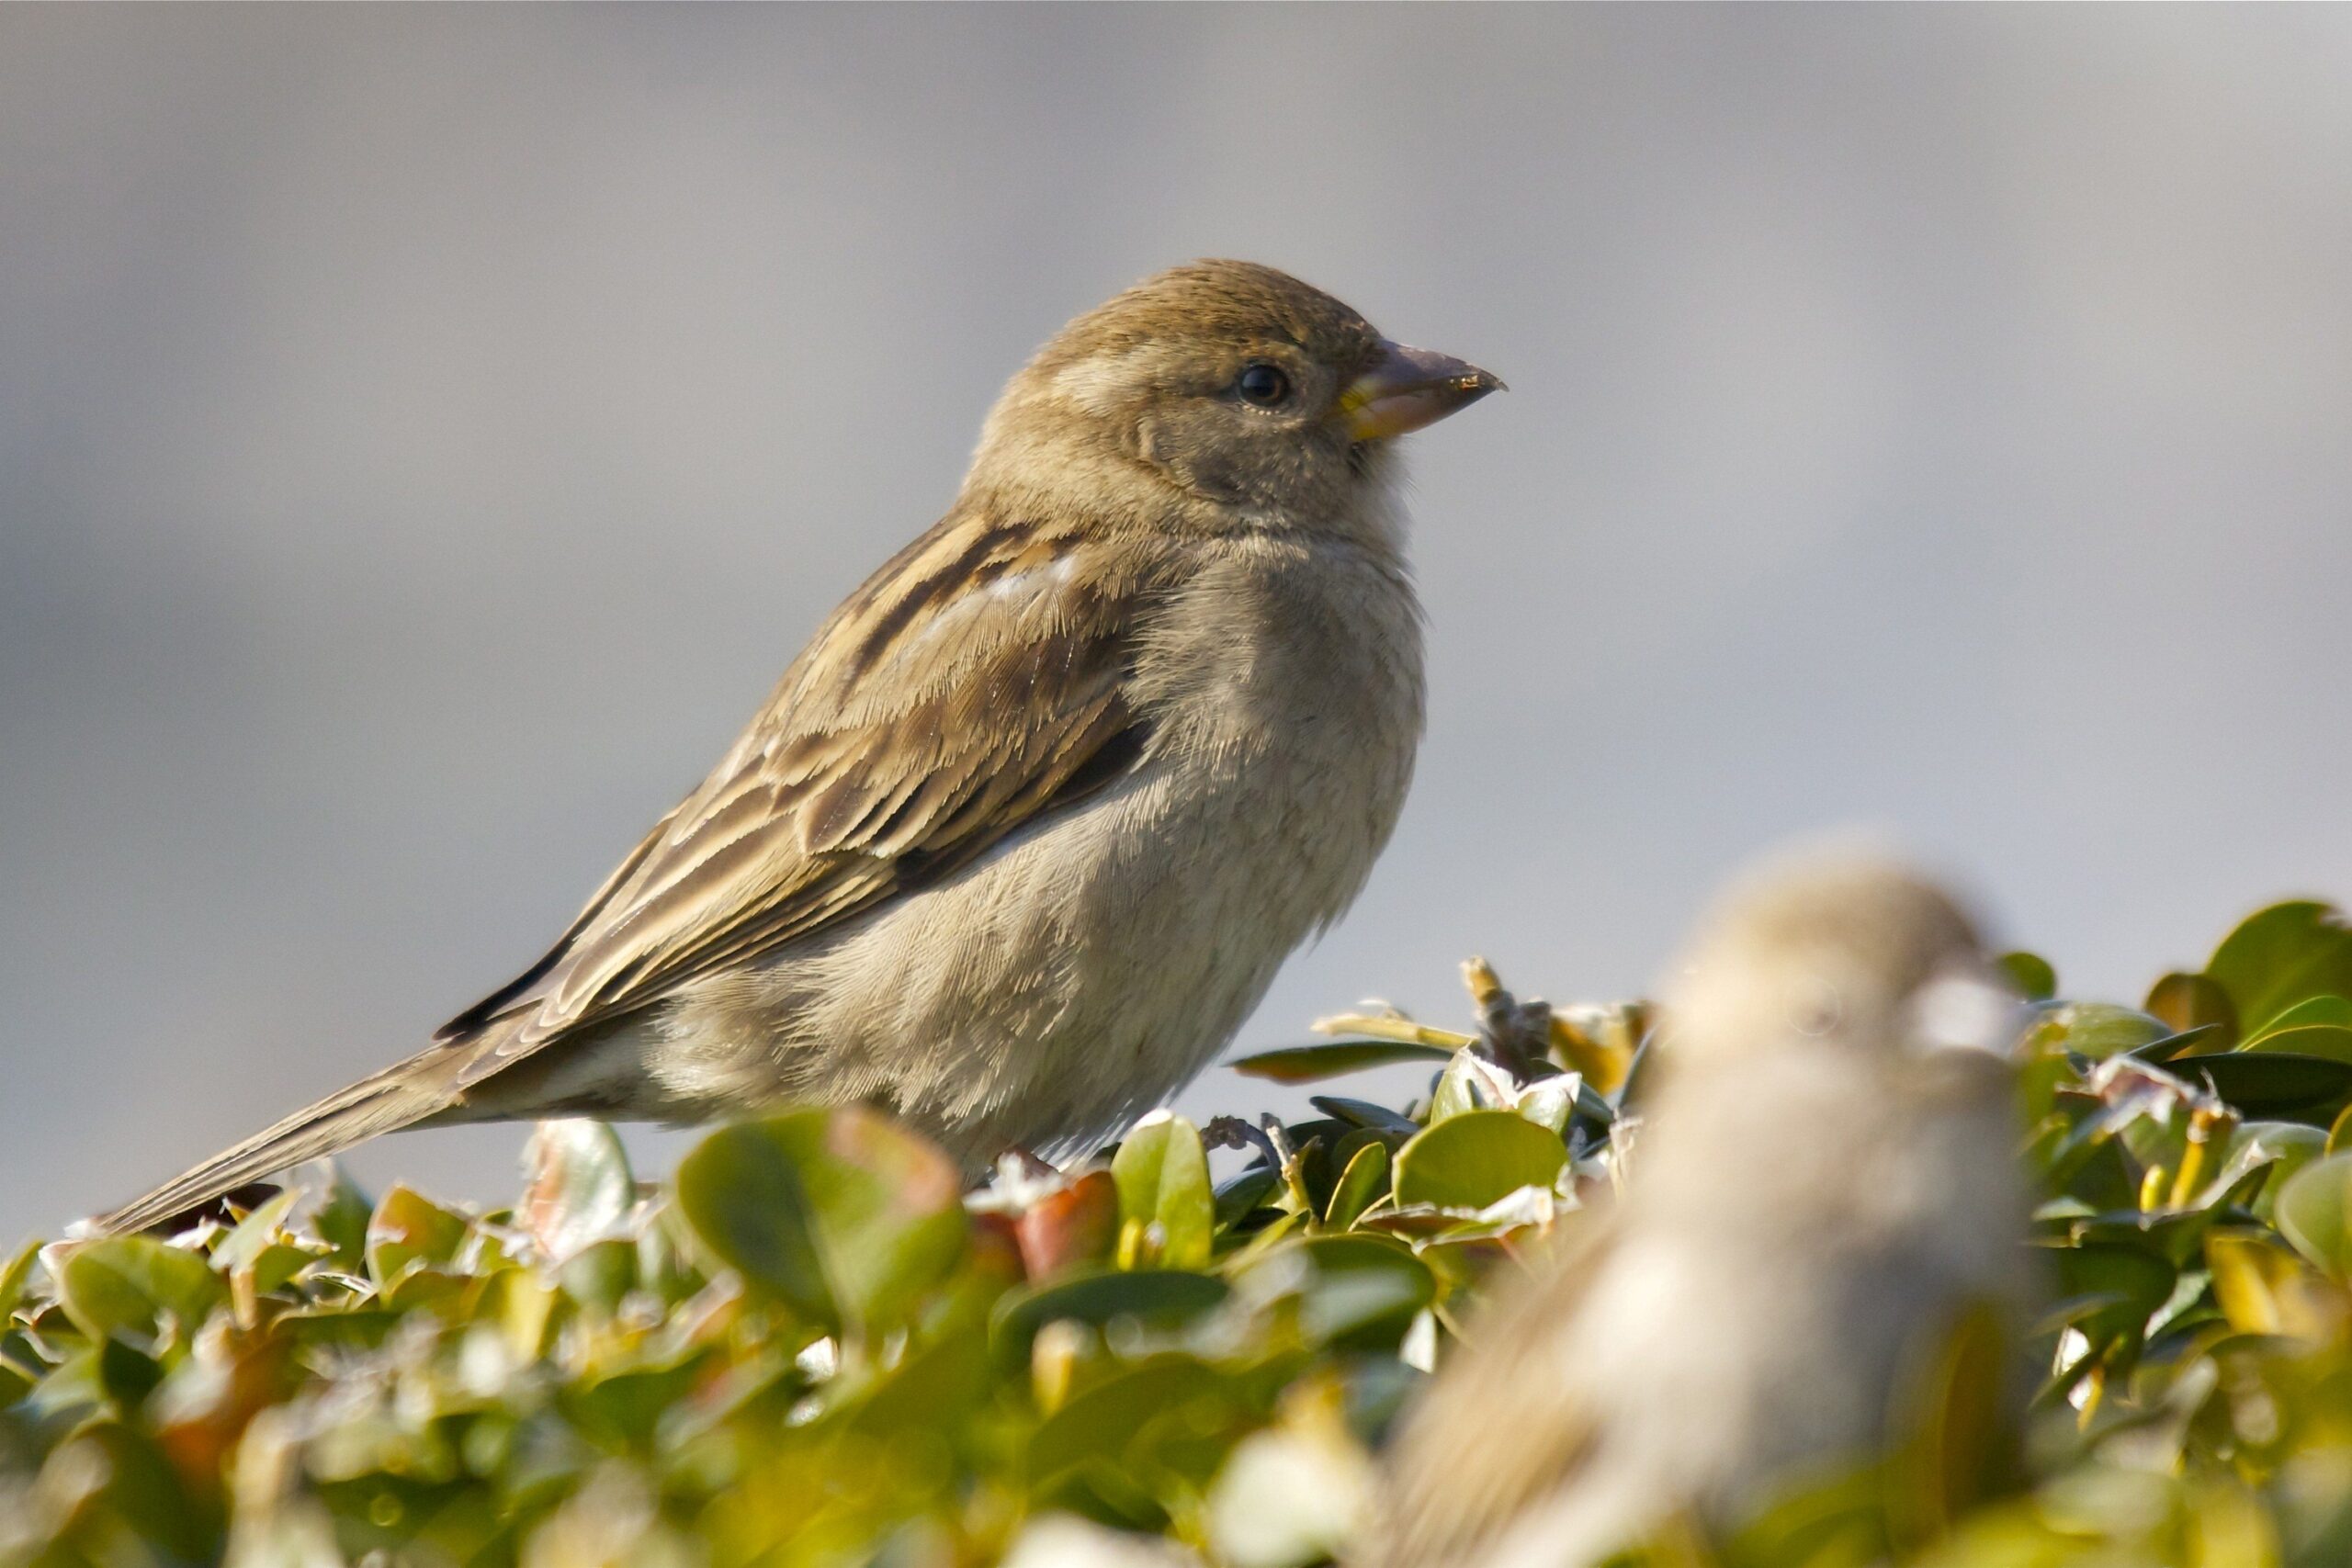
top-left (1368, 852), bottom-right (2038, 1568)
top-left (96, 260), bottom-right (1501, 1235)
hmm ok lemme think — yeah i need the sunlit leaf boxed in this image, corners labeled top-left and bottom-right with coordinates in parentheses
top-left (1012, 1168), bottom-right (1121, 1280)
top-left (2206, 900), bottom-right (2352, 1037)
top-left (2237, 1023), bottom-right (2352, 1064)
top-left (2206, 1230), bottom-right (2333, 1338)
top-left (1113, 1114), bottom-right (1215, 1271)
top-left (1227, 1041), bottom-right (1455, 1084)
top-left (49, 1236), bottom-right (230, 1346)
top-left (2249, 994), bottom-right (2352, 1036)
top-left (1324, 1142), bottom-right (1391, 1231)
top-left (2143, 971), bottom-right (2238, 1050)
top-left (674, 1107), bottom-right (966, 1335)
top-left (2030, 1003), bottom-right (2171, 1060)
top-left (519, 1118), bottom-right (636, 1264)
top-left (364, 1184), bottom-right (471, 1290)
top-left (2276, 1151), bottom-right (2352, 1280)
top-left (1392, 1111), bottom-right (1568, 1212)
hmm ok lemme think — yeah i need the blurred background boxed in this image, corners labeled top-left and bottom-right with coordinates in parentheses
top-left (6, 6), bottom-right (2350, 1243)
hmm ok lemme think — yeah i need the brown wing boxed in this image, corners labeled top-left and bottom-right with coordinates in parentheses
top-left (436, 507), bottom-right (1161, 1076)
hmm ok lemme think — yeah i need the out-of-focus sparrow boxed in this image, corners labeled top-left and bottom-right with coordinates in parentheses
top-left (96, 260), bottom-right (1500, 1235)
top-left (1370, 852), bottom-right (2037, 1568)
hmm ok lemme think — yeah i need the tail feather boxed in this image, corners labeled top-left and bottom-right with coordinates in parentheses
top-left (93, 1048), bottom-right (466, 1235)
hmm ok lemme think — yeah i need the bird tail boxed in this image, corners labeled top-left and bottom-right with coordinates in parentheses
top-left (92, 1046), bottom-right (469, 1235)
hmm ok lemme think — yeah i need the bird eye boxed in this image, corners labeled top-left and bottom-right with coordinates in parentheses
top-left (1236, 363), bottom-right (1291, 407)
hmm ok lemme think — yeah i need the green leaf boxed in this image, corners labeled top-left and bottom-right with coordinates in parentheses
top-left (2222, 1122), bottom-right (2329, 1225)
top-left (674, 1107), bottom-right (966, 1335)
top-left (1429, 1051), bottom-right (1514, 1123)
top-left (309, 1160), bottom-right (375, 1272)
top-left (365, 1184), bottom-right (472, 1289)
top-left (2261, 994), bottom-right (2352, 1032)
top-left (2206, 900), bottom-right (2352, 1036)
top-left (2237, 1024), bottom-right (2352, 1064)
top-left (2046, 1240), bottom-right (2177, 1345)
top-left (559, 1237), bottom-right (639, 1315)
top-left (1251, 1234), bottom-right (1434, 1349)
top-left (2128, 1024), bottom-right (2228, 1064)
top-left (209, 1189), bottom-right (300, 1280)
top-left (1026, 1353), bottom-right (1242, 1489)
top-left (992, 1269), bottom-right (1231, 1368)
top-left (49, 1236), bottom-right (230, 1345)
top-left (0, 1239), bottom-right (39, 1320)
top-left (519, 1118), bottom-right (636, 1264)
top-left (1213, 1168), bottom-right (1282, 1232)
top-left (1323, 1142), bottom-right (1391, 1230)
top-left (24, 1338), bottom-right (164, 1423)
top-left (2170, 1053), bottom-right (2352, 1123)
top-left (2143, 971), bottom-right (2238, 1049)
top-left (1307, 1096), bottom-right (1422, 1138)
top-left (1392, 1111), bottom-right (1569, 1212)
top-left (2276, 1152), bottom-right (2352, 1280)
top-left (1226, 1041), bottom-right (1455, 1083)
top-left (2030, 1003), bottom-right (2171, 1061)
top-left (1997, 952), bottom-right (2058, 1002)
top-left (1112, 1113), bottom-right (1215, 1271)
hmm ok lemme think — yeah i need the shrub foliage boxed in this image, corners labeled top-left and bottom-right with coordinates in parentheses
top-left (12, 903), bottom-right (2352, 1564)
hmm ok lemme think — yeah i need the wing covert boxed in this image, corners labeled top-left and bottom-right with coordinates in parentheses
top-left (438, 512), bottom-right (1160, 1071)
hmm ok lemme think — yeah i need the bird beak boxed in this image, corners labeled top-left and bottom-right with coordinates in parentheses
top-left (1340, 341), bottom-right (1505, 442)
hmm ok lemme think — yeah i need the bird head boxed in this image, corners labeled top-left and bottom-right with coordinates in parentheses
top-left (967, 259), bottom-right (1501, 530)
top-left (1665, 851), bottom-right (2023, 1071)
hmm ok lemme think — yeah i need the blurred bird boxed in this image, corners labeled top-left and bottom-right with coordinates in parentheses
top-left (1370, 852), bottom-right (2037, 1568)
top-left (95, 260), bottom-right (1500, 1235)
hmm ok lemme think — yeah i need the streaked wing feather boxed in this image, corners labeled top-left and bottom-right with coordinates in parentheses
top-left (444, 512), bottom-right (1157, 1079)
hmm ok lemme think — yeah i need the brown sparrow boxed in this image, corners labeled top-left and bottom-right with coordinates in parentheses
top-left (96, 260), bottom-right (1500, 1234)
top-left (1370, 852), bottom-right (2037, 1568)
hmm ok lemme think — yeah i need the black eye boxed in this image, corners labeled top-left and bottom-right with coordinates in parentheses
top-left (1236, 362), bottom-right (1290, 407)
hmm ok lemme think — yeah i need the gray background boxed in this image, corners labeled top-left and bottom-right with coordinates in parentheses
top-left (6, 6), bottom-right (2349, 1244)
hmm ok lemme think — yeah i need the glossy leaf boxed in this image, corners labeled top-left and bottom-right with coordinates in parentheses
top-left (1998, 951), bottom-right (2058, 1002)
top-left (1324, 1142), bottom-right (1391, 1230)
top-left (674, 1107), bottom-right (966, 1335)
top-left (50, 1236), bottom-right (229, 1346)
top-left (1308, 1096), bottom-right (1422, 1138)
top-left (991, 1269), bottom-right (1230, 1367)
top-left (1112, 1113), bottom-right (1216, 1271)
top-left (2276, 1151), bottom-right (2352, 1280)
top-left (1226, 1040), bottom-right (1455, 1084)
top-left (1392, 1111), bottom-right (1569, 1212)
top-left (2172, 1052), bottom-right (2352, 1123)
top-left (2238, 1022), bottom-right (2352, 1064)
top-left (2206, 900), bottom-right (2352, 1037)
top-left (2249, 994), bottom-right (2352, 1037)
top-left (519, 1118), bottom-right (636, 1264)
top-left (365, 1184), bottom-right (471, 1289)
top-left (2143, 971), bottom-right (2237, 1048)
top-left (1012, 1168), bottom-right (1121, 1280)
top-left (2030, 1003), bottom-right (2170, 1061)
top-left (1255, 1234), bottom-right (1434, 1349)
